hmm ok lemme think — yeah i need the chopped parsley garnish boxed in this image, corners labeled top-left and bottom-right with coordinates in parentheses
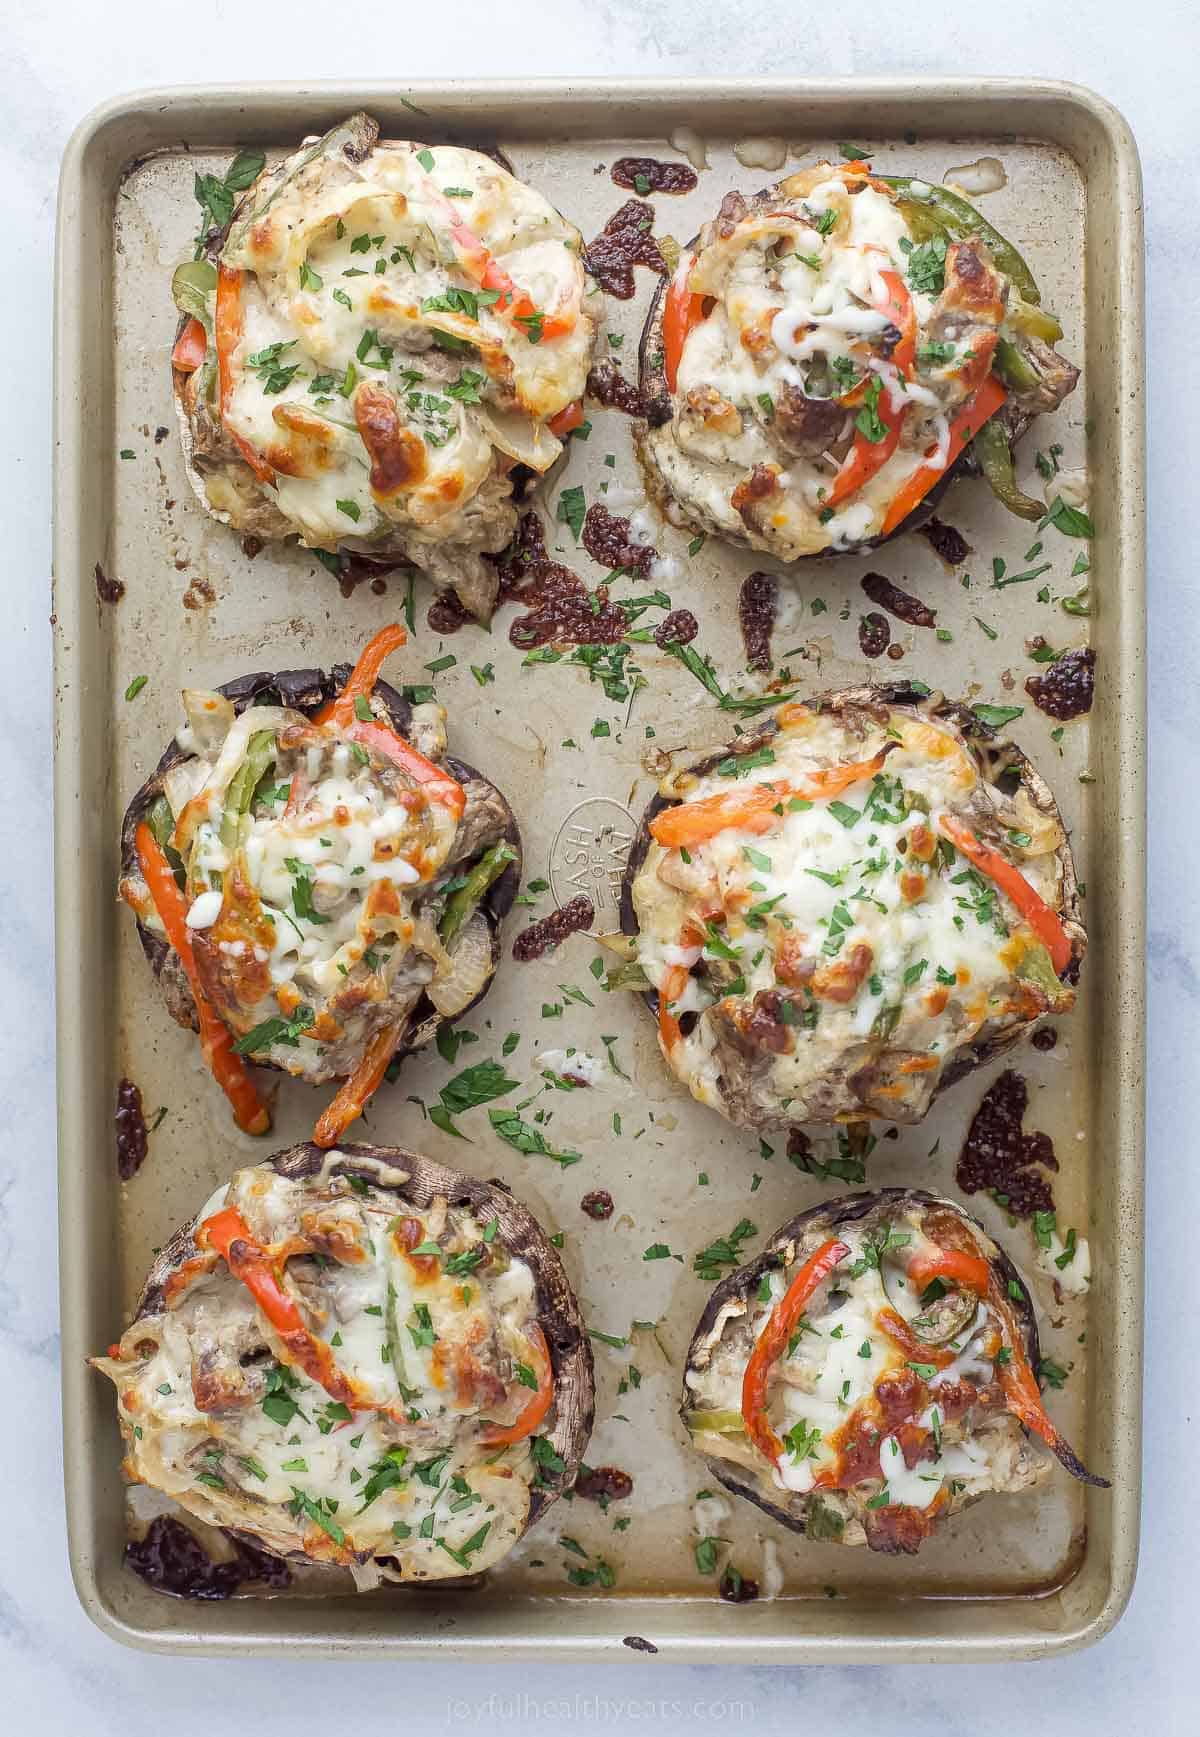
top-left (488, 1106), bottom-right (582, 1169)
top-left (693, 1219), bottom-right (758, 1281)
top-left (902, 231), bottom-right (948, 295)
top-left (234, 1004), bottom-right (315, 1055)
top-left (556, 485), bottom-right (587, 541)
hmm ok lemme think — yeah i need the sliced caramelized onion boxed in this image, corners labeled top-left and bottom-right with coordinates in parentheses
top-left (907, 1283), bottom-right (980, 1345)
top-left (596, 930), bottom-right (638, 961)
top-left (880, 1254), bottom-right (981, 1344)
top-left (180, 689), bottom-right (236, 755)
top-left (472, 403), bottom-right (564, 474)
top-left (161, 757), bottom-right (211, 825)
top-left (428, 910), bottom-right (495, 1017)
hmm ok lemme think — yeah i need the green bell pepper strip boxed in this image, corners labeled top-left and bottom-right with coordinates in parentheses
top-left (147, 793), bottom-right (175, 850)
top-left (172, 259), bottom-right (218, 327)
top-left (974, 418), bottom-right (1045, 522)
top-left (684, 1408), bottom-right (747, 1435)
top-left (147, 793), bottom-right (187, 889)
top-left (439, 841), bottom-right (516, 948)
top-left (220, 730), bottom-right (277, 849)
top-left (992, 335), bottom-right (1042, 395)
top-left (1006, 297), bottom-right (1064, 345)
top-left (602, 960), bottom-right (651, 993)
top-left (879, 175), bottom-right (1045, 306)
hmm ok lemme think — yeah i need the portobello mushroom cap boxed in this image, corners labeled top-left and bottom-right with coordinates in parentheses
top-left (681, 1187), bottom-right (1102, 1556)
top-left (172, 112), bottom-right (602, 623)
top-left (635, 164), bottom-right (1078, 558)
top-left (119, 661), bottom-right (521, 1086)
top-left (619, 683), bottom-right (1085, 1129)
top-left (94, 1142), bottom-right (594, 1586)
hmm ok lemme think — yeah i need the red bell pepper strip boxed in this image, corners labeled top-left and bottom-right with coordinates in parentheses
top-left (313, 1020), bottom-right (404, 1149)
top-left (657, 963), bottom-right (689, 1052)
top-left (311, 622), bottom-right (464, 814)
top-left (416, 175), bottom-right (575, 342)
top-left (824, 268), bottom-right (917, 509)
top-left (346, 719), bottom-right (467, 819)
top-left (875, 1306), bottom-right (956, 1369)
top-left (906, 1248), bottom-right (992, 1296)
top-left (663, 254), bottom-right (708, 393)
top-left (479, 1324), bottom-right (554, 1446)
top-left (171, 316), bottom-right (208, 374)
top-left (824, 411), bottom-right (902, 509)
top-left (547, 399), bottom-right (585, 439)
top-left (314, 623), bottom-right (408, 727)
top-left (199, 1207), bottom-right (356, 1404)
top-left (879, 374), bottom-right (1006, 537)
top-left (134, 823), bottom-right (271, 1135)
top-left (214, 264), bottom-right (276, 484)
top-left (649, 749), bottom-right (893, 850)
top-left (741, 1238), bottom-right (850, 1465)
top-left (937, 813), bottom-right (1072, 974)
top-left (987, 1275), bottom-right (1108, 1486)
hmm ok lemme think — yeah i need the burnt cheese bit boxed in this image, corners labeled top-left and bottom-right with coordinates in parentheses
top-left (860, 571), bottom-right (937, 628)
top-left (512, 895), bottom-right (595, 961)
top-left (719, 1566), bottom-right (760, 1602)
top-left (956, 1069), bottom-right (1059, 1216)
top-left (426, 589), bottom-right (472, 634)
top-left (95, 562), bottom-right (125, 604)
top-left (738, 571), bottom-right (778, 672)
top-left (586, 359), bottom-right (651, 419)
top-left (585, 199), bottom-right (668, 299)
top-left (497, 512), bottom-right (628, 649)
top-left (575, 1464), bottom-right (633, 1501)
top-left (918, 518), bottom-right (971, 566)
top-left (582, 503), bottom-right (656, 576)
top-left (611, 157), bottom-right (699, 195)
top-left (116, 1078), bottom-right (149, 1181)
top-left (1025, 647), bottom-right (1095, 719)
top-left (126, 1515), bottom-right (290, 1601)
top-left (858, 612), bottom-right (891, 658)
top-left (655, 609), bottom-right (699, 648)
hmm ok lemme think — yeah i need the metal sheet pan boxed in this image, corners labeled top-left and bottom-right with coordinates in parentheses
top-left (53, 76), bottom-right (1145, 1660)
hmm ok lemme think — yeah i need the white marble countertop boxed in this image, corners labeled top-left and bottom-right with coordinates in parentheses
top-left (3, 0), bottom-right (1192, 1729)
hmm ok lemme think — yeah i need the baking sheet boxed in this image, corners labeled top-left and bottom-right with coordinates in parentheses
top-left (53, 77), bottom-right (1145, 1659)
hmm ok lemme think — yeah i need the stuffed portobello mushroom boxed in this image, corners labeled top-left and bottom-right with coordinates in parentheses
top-left (682, 1188), bottom-right (1105, 1556)
top-left (637, 159), bottom-right (1077, 558)
top-left (93, 1144), bottom-right (594, 1585)
top-left (620, 684), bottom-right (1084, 1130)
top-left (118, 626), bottom-right (520, 1142)
top-left (171, 112), bottom-right (600, 621)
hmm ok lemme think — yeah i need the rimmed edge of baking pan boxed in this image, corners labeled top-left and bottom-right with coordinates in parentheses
top-left (53, 74), bottom-right (1145, 1660)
